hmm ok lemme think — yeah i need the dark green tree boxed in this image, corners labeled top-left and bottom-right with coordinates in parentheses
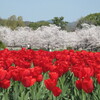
top-left (7, 15), bottom-right (17, 30)
top-left (17, 16), bottom-right (25, 27)
top-left (28, 21), bottom-right (50, 30)
top-left (3, 15), bottom-right (25, 30)
top-left (52, 16), bottom-right (68, 30)
top-left (0, 41), bottom-right (6, 49)
top-left (0, 17), bottom-right (7, 26)
top-left (77, 13), bottom-right (100, 28)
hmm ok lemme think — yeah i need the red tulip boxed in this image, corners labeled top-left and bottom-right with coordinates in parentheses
top-left (31, 66), bottom-right (42, 77)
top-left (0, 79), bottom-right (10, 89)
top-left (36, 75), bottom-right (43, 82)
top-left (49, 72), bottom-right (59, 80)
top-left (0, 69), bottom-right (7, 81)
top-left (22, 76), bottom-right (36, 87)
top-left (44, 79), bottom-right (57, 90)
top-left (82, 77), bottom-right (94, 93)
top-left (75, 79), bottom-right (82, 90)
top-left (96, 74), bottom-right (100, 84)
top-left (52, 87), bottom-right (62, 96)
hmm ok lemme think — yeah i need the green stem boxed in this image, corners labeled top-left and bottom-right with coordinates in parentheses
top-left (82, 90), bottom-right (86, 100)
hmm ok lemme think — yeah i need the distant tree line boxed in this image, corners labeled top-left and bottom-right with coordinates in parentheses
top-left (0, 15), bottom-right (68, 30)
top-left (0, 13), bottom-right (100, 31)
top-left (28, 21), bottom-right (50, 30)
top-left (28, 16), bottom-right (68, 30)
top-left (0, 15), bottom-right (25, 30)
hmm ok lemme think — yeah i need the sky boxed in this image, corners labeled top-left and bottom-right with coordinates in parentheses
top-left (0, 0), bottom-right (100, 22)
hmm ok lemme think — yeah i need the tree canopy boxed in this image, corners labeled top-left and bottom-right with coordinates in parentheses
top-left (77, 13), bottom-right (100, 28)
top-left (52, 16), bottom-right (68, 30)
top-left (28, 21), bottom-right (50, 30)
top-left (0, 15), bottom-right (25, 30)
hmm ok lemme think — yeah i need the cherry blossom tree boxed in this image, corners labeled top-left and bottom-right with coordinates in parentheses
top-left (0, 24), bottom-right (100, 51)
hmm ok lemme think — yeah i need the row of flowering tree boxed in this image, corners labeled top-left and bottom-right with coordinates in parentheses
top-left (0, 24), bottom-right (100, 51)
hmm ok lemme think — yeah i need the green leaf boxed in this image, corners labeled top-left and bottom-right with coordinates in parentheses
top-left (24, 91), bottom-right (30, 100)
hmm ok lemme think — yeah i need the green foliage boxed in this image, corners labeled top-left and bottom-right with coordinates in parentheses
top-left (52, 16), bottom-right (68, 30)
top-left (28, 21), bottom-right (50, 30)
top-left (0, 72), bottom-right (100, 100)
top-left (0, 15), bottom-right (25, 30)
top-left (0, 41), bottom-right (6, 49)
top-left (17, 16), bottom-right (25, 27)
top-left (77, 13), bottom-right (100, 28)
top-left (0, 18), bottom-right (7, 26)
top-left (7, 15), bottom-right (17, 30)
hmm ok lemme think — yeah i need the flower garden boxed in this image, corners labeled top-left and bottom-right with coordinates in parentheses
top-left (0, 48), bottom-right (100, 100)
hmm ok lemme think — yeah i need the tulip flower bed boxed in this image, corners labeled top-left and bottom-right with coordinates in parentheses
top-left (0, 48), bottom-right (100, 100)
